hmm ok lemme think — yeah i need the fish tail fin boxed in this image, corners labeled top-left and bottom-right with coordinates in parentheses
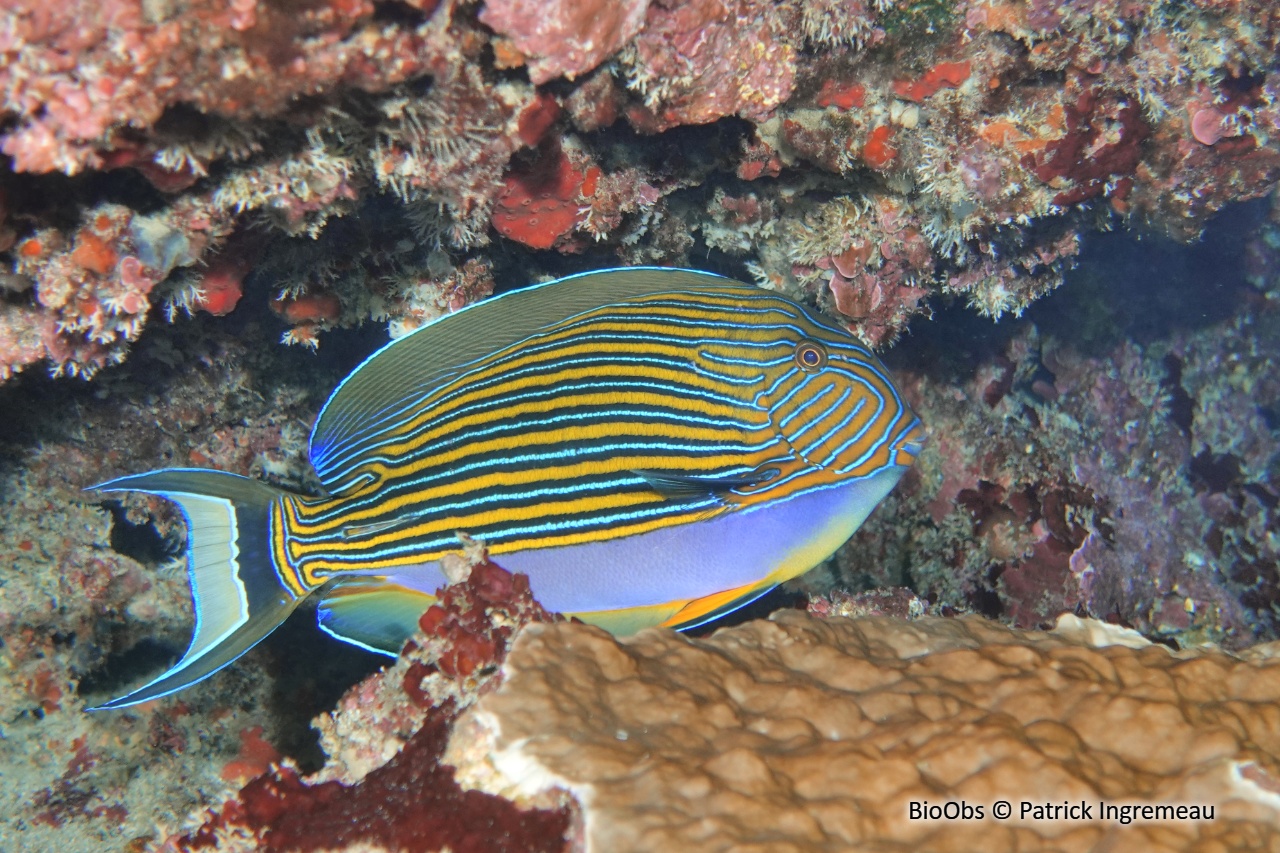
top-left (86, 469), bottom-right (308, 711)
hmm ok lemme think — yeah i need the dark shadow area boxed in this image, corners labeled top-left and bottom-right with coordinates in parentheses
top-left (75, 637), bottom-right (183, 706)
top-left (1025, 200), bottom-right (1265, 355)
top-left (259, 607), bottom-right (388, 773)
top-left (104, 500), bottom-right (182, 565)
top-left (885, 198), bottom-right (1270, 380)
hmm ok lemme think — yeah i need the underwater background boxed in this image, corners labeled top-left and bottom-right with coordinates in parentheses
top-left (1, 0), bottom-right (1278, 849)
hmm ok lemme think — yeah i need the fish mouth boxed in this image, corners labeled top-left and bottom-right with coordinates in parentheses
top-left (893, 419), bottom-right (926, 467)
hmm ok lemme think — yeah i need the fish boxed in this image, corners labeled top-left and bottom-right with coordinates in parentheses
top-left (88, 267), bottom-right (923, 710)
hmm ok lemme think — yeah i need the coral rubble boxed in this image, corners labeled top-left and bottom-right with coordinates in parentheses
top-left (447, 609), bottom-right (1280, 852)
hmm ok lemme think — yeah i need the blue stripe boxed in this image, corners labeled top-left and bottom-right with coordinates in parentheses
top-left (316, 370), bottom-right (768, 486)
top-left (795, 387), bottom-right (854, 455)
top-left (299, 437), bottom-right (765, 526)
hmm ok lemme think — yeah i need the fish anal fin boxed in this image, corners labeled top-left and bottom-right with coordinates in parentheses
top-left (569, 600), bottom-right (689, 636)
top-left (317, 583), bottom-right (436, 656)
top-left (658, 578), bottom-right (778, 632)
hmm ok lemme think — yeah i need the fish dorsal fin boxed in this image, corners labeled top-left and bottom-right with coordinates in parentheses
top-left (309, 267), bottom-right (747, 495)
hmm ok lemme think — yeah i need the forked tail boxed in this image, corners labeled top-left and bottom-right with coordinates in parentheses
top-left (86, 469), bottom-right (308, 710)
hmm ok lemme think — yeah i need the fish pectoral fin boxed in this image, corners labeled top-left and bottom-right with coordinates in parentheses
top-left (317, 583), bottom-right (436, 656)
top-left (658, 578), bottom-right (779, 632)
top-left (632, 467), bottom-right (781, 501)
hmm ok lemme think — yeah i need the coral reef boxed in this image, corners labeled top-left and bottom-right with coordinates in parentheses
top-left (447, 609), bottom-right (1280, 851)
top-left (4, 198), bottom-right (235, 378)
top-left (171, 710), bottom-right (569, 853)
top-left (0, 0), bottom-right (449, 176)
top-left (8, 199), bottom-right (1273, 850)
top-left (162, 554), bottom-right (573, 852)
top-left (1, 1), bottom-right (1280, 850)
top-left (0, 318), bottom-right (358, 851)
top-left (0, 0), bottom-right (1275, 376)
top-left (621, 0), bottom-right (798, 132)
top-left (820, 204), bottom-right (1280, 651)
top-left (478, 0), bottom-right (648, 85)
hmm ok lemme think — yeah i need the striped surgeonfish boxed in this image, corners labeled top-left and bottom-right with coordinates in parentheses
top-left (89, 267), bottom-right (923, 710)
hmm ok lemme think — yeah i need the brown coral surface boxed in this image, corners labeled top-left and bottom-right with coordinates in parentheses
top-left (448, 611), bottom-right (1280, 852)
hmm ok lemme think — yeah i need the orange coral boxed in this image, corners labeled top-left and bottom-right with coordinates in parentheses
top-left (194, 256), bottom-right (251, 316)
top-left (220, 726), bottom-right (281, 783)
top-left (892, 61), bottom-right (972, 102)
top-left (272, 292), bottom-right (342, 325)
top-left (816, 80), bottom-right (867, 109)
top-left (516, 93), bottom-right (562, 147)
top-left (491, 147), bottom-right (591, 250)
top-left (70, 233), bottom-right (117, 276)
top-left (862, 125), bottom-right (897, 168)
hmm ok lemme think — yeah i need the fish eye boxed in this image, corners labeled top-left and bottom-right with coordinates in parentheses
top-left (794, 341), bottom-right (827, 372)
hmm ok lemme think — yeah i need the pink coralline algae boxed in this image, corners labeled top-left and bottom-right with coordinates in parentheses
top-left (816, 200), bottom-right (933, 347)
top-left (1191, 106), bottom-right (1238, 147)
top-left (2, 198), bottom-right (233, 378)
top-left (0, 0), bottom-right (1275, 377)
top-left (168, 556), bottom-right (572, 852)
top-left (478, 0), bottom-right (648, 85)
top-left (171, 712), bottom-right (570, 853)
top-left (1029, 80), bottom-right (1152, 208)
top-left (0, 0), bottom-right (447, 175)
top-left (623, 0), bottom-right (798, 132)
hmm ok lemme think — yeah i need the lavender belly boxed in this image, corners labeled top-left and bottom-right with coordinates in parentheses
top-left (473, 467), bottom-right (907, 614)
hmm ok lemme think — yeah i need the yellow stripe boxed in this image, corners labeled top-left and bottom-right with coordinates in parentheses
top-left (297, 503), bottom-right (731, 575)
top-left (270, 498), bottom-right (310, 598)
top-left (369, 382), bottom-right (768, 472)
top-left (658, 577), bottom-right (775, 629)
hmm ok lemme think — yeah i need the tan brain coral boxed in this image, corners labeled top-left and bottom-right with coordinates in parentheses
top-left (446, 610), bottom-right (1280, 852)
